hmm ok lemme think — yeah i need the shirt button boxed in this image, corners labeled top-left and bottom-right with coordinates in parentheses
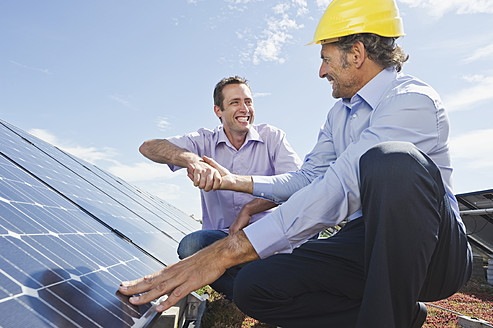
top-left (260, 193), bottom-right (265, 197)
top-left (352, 114), bottom-right (357, 119)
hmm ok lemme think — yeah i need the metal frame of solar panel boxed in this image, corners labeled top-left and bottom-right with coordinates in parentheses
top-left (0, 120), bottom-right (203, 328)
top-left (456, 189), bottom-right (493, 256)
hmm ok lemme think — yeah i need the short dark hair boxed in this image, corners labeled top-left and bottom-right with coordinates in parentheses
top-left (213, 76), bottom-right (251, 110)
top-left (335, 33), bottom-right (409, 72)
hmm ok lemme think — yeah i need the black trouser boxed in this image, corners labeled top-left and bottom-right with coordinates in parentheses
top-left (233, 141), bottom-right (472, 328)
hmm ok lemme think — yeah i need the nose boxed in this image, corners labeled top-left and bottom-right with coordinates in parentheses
top-left (319, 61), bottom-right (327, 79)
top-left (241, 101), bottom-right (250, 113)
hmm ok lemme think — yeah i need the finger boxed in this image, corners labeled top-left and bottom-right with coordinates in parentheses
top-left (203, 171), bottom-right (214, 192)
top-left (212, 170), bottom-right (222, 190)
top-left (119, 274), bottom-right (157, 296)
top-left (193, 170), bottom-right (201, 187)
top-left (197, 170), bottom-right (208, 190)
top-left (187, 164), bottom-right (195, 182)
top-left (202, 156), bottom-right (220, 170)
top-left (229, 225), bottom-right (238, 235)
top-left (155, 285), bottom-right (189, 312)
top-left (127, 280), bottom-right (173, 306)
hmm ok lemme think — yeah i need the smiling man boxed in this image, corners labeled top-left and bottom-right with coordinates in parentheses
top-left (138, 76), bottom-right (301, 300)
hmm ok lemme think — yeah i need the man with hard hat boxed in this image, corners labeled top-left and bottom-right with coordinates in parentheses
top-left (119, 0), bottom-right (472, 327)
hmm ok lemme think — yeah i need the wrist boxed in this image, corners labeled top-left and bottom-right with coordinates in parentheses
top-left (227, 175), bottom-right (253, 194)
top-left (218, 231), bottom-right (259, 268)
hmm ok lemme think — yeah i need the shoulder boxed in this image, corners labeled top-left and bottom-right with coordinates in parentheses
top-left (177, 127), bottom-right (219, 140)
top-left (386, 73), bottom-right (442, 106)
top-left (252, 123), bottom-right (286, 138)
top-left (169, 127), bottom-right (220, 148)
top-left (192, 127), bottom-right (217, 136)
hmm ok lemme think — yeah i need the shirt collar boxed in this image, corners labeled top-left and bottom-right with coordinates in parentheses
top-left (217, 125), bottom-right (263, 149)
top-left (343, 67), bottom-right (396, 111)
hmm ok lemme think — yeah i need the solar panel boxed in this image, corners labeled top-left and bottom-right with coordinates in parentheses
top-left (0, 120), bottom-right (202, 327)
top-left (456, 189), bottom-right (493, 255)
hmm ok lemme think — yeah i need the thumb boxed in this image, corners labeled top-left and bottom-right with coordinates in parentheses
top-left (203, 156), bottom-right (225, 173)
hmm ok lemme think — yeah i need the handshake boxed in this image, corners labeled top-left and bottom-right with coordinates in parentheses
top-left (186, 156), bottom-right (253, 194)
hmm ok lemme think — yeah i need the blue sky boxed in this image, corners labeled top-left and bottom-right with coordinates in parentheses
top-left (1, 0), bottom-right (493, 218)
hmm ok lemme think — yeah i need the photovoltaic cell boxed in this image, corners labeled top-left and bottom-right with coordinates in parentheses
top-left (0, 120), bottom-right (202, 327)
top-left (7, 121), bottom-right (199, 236)
top-left (0, 121), bottom-right (200, 265)
top-left (456, 189), bottom-right (493, 254)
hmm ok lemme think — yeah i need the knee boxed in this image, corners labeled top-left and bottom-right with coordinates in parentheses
top-left (177, 233), bottom-right (204, 259)
top-left (359, 141), bottom-right (425, 181)
top-left (360, 141), bottom-right (416, 170)
top-left (177, 230), bottom-right (226, 259)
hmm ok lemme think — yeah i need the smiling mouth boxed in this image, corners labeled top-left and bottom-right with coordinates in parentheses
top-left (327, 76), bottom-right (334, 86)
top-left (237, 116), bottom-right (249, 123)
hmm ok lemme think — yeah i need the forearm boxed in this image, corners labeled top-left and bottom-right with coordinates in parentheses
top-left (229, 198), bottom-right (278, 234)
top-left (139, 139), bottom-right (202, 168)
top-left (222, 174), bottom-right (254, 194)
top-left (241, 198), bottom-right (277, 216)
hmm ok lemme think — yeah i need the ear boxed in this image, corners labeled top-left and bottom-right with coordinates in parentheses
top-left (214, 105), bottom-right (222, 119)
top-left (351, 41), bottom-right (366, 69)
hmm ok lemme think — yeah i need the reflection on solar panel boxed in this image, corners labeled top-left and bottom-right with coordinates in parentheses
top-left (0, 120), bottom-right (201, 327)
top-left (456, 189), bottom-right (493, 255)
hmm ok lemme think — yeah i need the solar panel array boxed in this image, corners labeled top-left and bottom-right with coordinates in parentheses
top-left (0, 120), bottom-right (201, 327)
top-left (456, 189), bottom-right (493, 255)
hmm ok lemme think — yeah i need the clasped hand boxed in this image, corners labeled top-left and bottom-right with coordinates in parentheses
top-left (187, 156), bottom-right (232, 192)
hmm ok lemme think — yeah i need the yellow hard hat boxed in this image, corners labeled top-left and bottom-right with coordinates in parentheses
top-left (308, 0), bottom-right (405, 45)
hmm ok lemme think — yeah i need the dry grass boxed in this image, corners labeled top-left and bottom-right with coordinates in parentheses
top-left (423, 279), bottom-right (493, 327)
top-left (197, 286), bottom-right (276, 328)
top-left (197, 279), bottom-right (493, 328)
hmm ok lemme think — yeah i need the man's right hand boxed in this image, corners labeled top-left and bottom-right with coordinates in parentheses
top-left (187, 159), bottom-right (224, 192)
top-left (188, 156), bottom-right (254, 194)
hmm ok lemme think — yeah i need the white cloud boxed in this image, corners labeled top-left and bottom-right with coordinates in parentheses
top-left (450, 129), bottom-right (493, 169)
top-left (398, 0), bottom-right (493, 17)
top-left (64, 145), bottom-right (118, 164)
top-left (10, 60), bottom-right (51, 75)
top-left (107, 161), bottom-right (175, 182)
top-left (253, 92), bottom-right (271, 97)
top-left (443, 74), bottom-right (493, 112)
top-left (251, 1), bottom-right (307, 65)
top-left (28, 128), bottom-right (118, 164)
top-left (28, 128), bottom-right (58, 145)
top-left (109, 94), bottom-right (131, 108)
top-left (464, 44), bottom-right (493, 63)
top-left (224, 0), bottom-right (257, 12)
top-left (157, 117), bottom-right (171, 131)
top-left (108, 94), bottom-right (139, 111)
top-left (316, 0), bottom-right (331, 10)
top-left (226, 0), bottom-right (254, 3)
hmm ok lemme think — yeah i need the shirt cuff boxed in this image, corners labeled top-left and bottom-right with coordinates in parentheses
top-left (167, 164), bottom-right (180, 172)
top-left (252, 175), bottom-right (275, 200)
top-left (243, 214), bottom-right (292, 259)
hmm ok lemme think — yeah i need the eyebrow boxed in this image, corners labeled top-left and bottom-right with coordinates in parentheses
top-left (229, 97), bottom-right (252, 103)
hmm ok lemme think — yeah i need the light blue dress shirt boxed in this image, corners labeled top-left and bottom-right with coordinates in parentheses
top-left (167, 123), bottom-right (302, 230)
top-left (245, 68), bottom-right (464, 259)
